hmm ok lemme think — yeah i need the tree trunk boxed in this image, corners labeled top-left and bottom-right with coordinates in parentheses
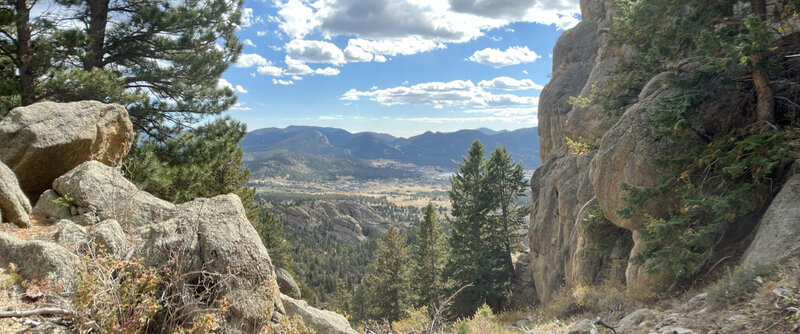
top-left (84, 0), bottom-right (109, 70)
top-left (15, 0), bottom-right (34, 105)
top-left (750, 0), bottom-right (775, 124)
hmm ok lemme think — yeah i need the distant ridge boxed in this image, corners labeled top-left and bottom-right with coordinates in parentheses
top-left (241, 126), bottom-right (540, 171)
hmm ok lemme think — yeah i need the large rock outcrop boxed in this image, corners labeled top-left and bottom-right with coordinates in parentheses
top-left (52, 161), bottom-right (176, 227)
top-left (741, 173), bottom-right (800, 265)
top-left (135, 194), bottom-right (283, 332)
top-left (0, 161), bottom-right (31, 227)
top-left (273, 200), bottom-right (395, 242)
top-left (0, 231), bottom-right (79, 284)
top-left (0, 101), bottom-right (134, 200)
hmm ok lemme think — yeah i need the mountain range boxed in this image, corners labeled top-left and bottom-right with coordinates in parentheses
top-left (241, 126), bottom-right (540, 180)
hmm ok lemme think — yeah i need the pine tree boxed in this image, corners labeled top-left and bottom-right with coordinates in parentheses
top-left (446, 140), bottom-right (500, 316)
top-left (253, 209), bottom-right (293, 270)
top-left (410, 202), bottom-right (447, 310)
top-left (365, 226), bottom-right (410, 322)
top-left (485, 146), bottom-right (527, 284)
top-left (0, 0), bottom-right (243, 139)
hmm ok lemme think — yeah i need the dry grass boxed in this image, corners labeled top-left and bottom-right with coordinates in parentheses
top-left (0, 213), bottom-right (55, 242)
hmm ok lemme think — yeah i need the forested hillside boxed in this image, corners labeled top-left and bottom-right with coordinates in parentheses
top-left (241, 126), bottom-right (541, 171)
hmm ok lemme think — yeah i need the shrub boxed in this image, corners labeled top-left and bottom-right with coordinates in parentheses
top-left (450, 303), bottom-right (517, 334)
top-left (707, 262), bottom-right (777, 309)
top-left (71, 247), bottom-right (162, 333)
top-left (392, 306), bottom-right (431, 333)
top-left (541, 282), bottom-right (628, 320)
top-left (566, 136), bottom-right (599, 155)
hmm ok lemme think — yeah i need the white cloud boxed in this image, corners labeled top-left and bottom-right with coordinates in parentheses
top-left (257, 31), bottom-right (269, 36)
top-left (217, 78), bottom-right (248, 94)
top-left (283, 56), bottom-right (314, 75)
top-left (319, 115), bottom-right (344, 120)
top-left (292, 75), bottom-right (304, 80)
top-left (235, 53), bottom-right (269, 68)
top-left (467, 46), bottom-right (540, 68)
top-left (315, 67), bottom-right (341, 76)
top-left (478, 76), bottom-right (544, 90)
top-left (241, 8), bottom-right (264, 28)
top-left (271, 0), bottom-right (579, 61)
top-left (285, 39), bottom-right (346, 65)
top-left (272, 78), bottom-right (295, 85)
top-left (275, 0), bottom-right (318, 39)
top-left (341, 79), bottom-right (537, 108)
top-left (257, 64), bottom-right (284, 76)
top-left (243, 39), bottom-right (257, 47)
top-left (231, 103), bottom-right (252, 111)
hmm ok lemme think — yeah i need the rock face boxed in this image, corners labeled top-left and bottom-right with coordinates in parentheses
top-left (273, 200), bottom-right (394, 242)
top-left (52, 161), bottom-right (176, 228)
top-left (0, 101), bottom-right (134, 200)
top-left (0, 231), bottom-right (79, 284)
top-left (741, 173), bottom-right (800, 265)
top-left (0, 161), bottom-right (31, 227)
top-left (280, 294), bottom-right (357, 334)
top-left (136, 194), bottom-right (283, 332)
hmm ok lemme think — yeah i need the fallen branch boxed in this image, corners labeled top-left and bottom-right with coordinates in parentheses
top-left (0, 308), bottom-right (73, 318)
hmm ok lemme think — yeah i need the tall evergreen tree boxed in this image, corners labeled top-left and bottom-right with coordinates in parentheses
top-left (410, 202), bottom-right (447, 310)
top-left (365, 226), bottom-right (410, 322)
top-left (0, 0), bottom-right (243, 138)
top-left (486, 146), bottom-right (528, 283)
top-left (446, 140), bottom-right (501, 315)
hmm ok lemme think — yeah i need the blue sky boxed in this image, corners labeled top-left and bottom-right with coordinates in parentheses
top-left (220, 0), bottom-right (581, 137)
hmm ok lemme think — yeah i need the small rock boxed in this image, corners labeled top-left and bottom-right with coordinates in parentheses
top-left (616, 309), bottom-right (656, 333)
top-left (72, 211), bottom-right (99, 226)
top-left (281, 293), bottom-right (357, 334)
top-left (275, 267), bottom-right (301, 298)
top-left (53, 219), bottom-right (87, 244)
top-left (567, 319), bottom-right (600, 334)
top-left (684, 292), bottom-right (707, 311)
top-left (32, 190), bottom-right (70, 222)
top-left (90, 219), bottom-right (126, 254)
top-left (658, 326), bottom-right (697, 334)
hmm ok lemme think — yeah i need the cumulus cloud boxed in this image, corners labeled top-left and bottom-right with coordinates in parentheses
top-left (230, 102), bottom-right (252, 111)
top-left (315, 67), bottom-right (341, 76)
top-left (270, 0), bottom-right (579, 62)
top-left (341, 79), bottom-right (537, 108)
top-left (217, 78), bottom-right (247, 93)
top-left (241, 8), bottom-right (264, 28)
top-left (283, 56), bottom-right (314, 75)
top-left (243, 39), bottom-right (257, 47)
top-left (272, 78), bottom-right (295, 85)
top-left (467, 46), bottom-right (540, 68)
top-left (478, 76), bottom-right (544, 90)
top-left (285, 39), bottom-right (346, 65)
top-left (234, 53), bottom-right (269, 68)
top-left (257, 64), bottom-right (284, 76)
top-left (275, 0), bottom-right (317, 39)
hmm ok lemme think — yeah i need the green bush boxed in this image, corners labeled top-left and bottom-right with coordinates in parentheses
top-left (707, 262), bottom-right (777, 309)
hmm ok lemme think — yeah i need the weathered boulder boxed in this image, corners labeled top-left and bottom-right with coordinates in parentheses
top-left (90, 219), bottom-right (126, 255)
top-left (0, 231), bottom-right (79, 284)
top-left (275, 267), bottom-right (301, 298)
top-left (0, 101), bottom-right (134, 200)
top-left (52, 219), bottom-right (87, 245)
top-left (588, 71), bottom-right (701, 287)
top-left (135, 194), bottom-right (282, 332)
top-left (567, 319), bottom-right (600, 334)
top-left (280, 293), bottom-right (357, 334)
top-left (510, 252), bottom-right (537, 308)
top-left (0, 161), bottom-right (31, 227)
top-left (32, 189), bottom-right (70, 222)
top-left (53, 161), bottom-right (176, 228)
top-left (615, 308), bottom-right (657, 333)
top-left (742, 173), bottom-right (800, 265)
